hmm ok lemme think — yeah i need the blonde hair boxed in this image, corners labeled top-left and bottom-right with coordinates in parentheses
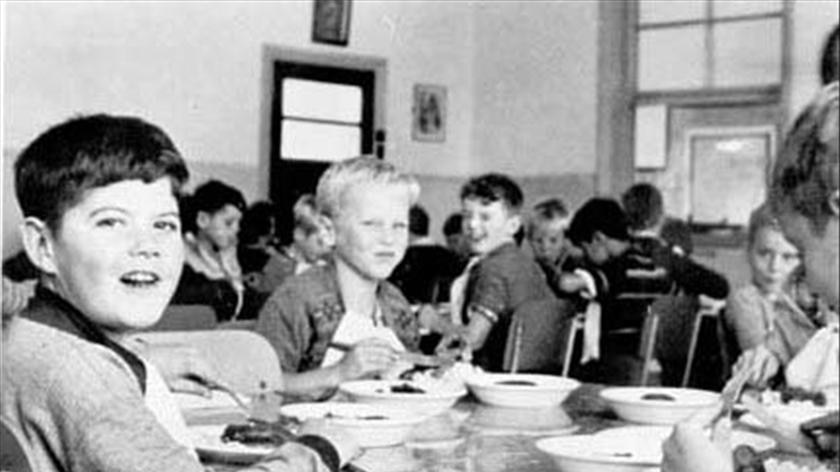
top-left (770, 82), bottom-right (839, 233)
top-left (747, 204), bottom-right (783, 250)
top-left (527, 197), bottom-right (570, 237)
top-left (292, 194), bottom-right (323, 236)
top-left (315, 156), bottom-right (420, 219)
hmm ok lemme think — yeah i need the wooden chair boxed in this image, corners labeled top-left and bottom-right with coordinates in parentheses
top-left (1, 417), bottom-right (35, 472)
top-left (143, 304), bottom-right (218, 332)
top-left (502, 298), bottom-right (577, 374)
top-left (128, 329), bottom-right (282, 394)
top-left (681, 300), bottom-right (727, 387)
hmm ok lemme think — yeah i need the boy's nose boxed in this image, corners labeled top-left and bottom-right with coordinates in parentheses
top-left (130, 230), bottom-right (162, 257)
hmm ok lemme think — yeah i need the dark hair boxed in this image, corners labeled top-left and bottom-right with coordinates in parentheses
top-left (409, 205), bottom-right (430, 236)
top-left (460, 173), bottom-right (524, 211)
top-left (770, 83), bottom-right (839, 234)
top-left (182, 179), bottom-right (246, 233)
top-left (15, 114), bottom-right (188, 230)
top-left (821, 24), bottom-right (839, 85)
top-left (442, 212), bottom-right (463, 237)
top-left (567, 198), bottom-right (630, 246)
top-left (621, 183), bottom-right (664, 231)
top-left (239, 200), bottom-right (278, 246)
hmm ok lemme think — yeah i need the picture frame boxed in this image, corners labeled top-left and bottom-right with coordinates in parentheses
top-left (412, 84), bottom-right (446, 142)
top-left (312, 0), bottom-right (352, 46)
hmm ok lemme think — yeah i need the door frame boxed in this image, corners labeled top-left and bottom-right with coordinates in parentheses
top-left (258, 45), bottom-right (388, 199)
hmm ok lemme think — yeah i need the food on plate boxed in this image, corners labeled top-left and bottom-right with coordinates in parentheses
top-left (221, 421), bottom-right (294, 446)
top-left (641, 393), bottom-right (677, 402)
top-left (386, 383), bottom-right (426, 394)
top-left (732, 444), bottom-right (762, 472)
top-left (495, 380), bottom-right (537, 386)
top-left (323, 412), bottom-right (387, 420)
top-left (763, 458), bottom-right (832, 472)
top-left (779, 386), bottom-right (827, 406)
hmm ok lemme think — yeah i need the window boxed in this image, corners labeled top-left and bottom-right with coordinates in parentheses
top-left (637, 0), bottom-right (784, 91)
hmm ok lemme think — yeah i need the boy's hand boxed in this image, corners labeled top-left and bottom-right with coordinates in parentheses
top-left (733, 345), bottom-right (781, 388)
top-left (801, 411), bottom-right (840, 458)
top-left (337, 338), bottom-right (399, 382)
top-left (662, 405), bottom-right (733, 472)
top-left (142, 343), bottom-right (223, 396)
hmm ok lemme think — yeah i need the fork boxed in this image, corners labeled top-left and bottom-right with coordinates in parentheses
top-left (185, 374), bottom-right (251, 413)
top-left (709, 366), bottom-right (751, 434)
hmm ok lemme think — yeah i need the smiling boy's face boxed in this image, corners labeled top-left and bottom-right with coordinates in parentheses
top-left (34, 178), bottom-right (184, 331)
top-left (330, 182), bottom-right (411, 281)
top-left (462, 198), bottom-right (520, 256)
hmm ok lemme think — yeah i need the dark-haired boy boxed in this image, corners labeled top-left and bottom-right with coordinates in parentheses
top-left (1, 114), bottom-right (357, 472)
top-left (441, 174), bottom-right (560, 372)
top-left (563, 198), bottom-right (728, 383)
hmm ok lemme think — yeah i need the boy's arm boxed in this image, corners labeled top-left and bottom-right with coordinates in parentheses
top-left (652, 246), bottom-right (730, 299)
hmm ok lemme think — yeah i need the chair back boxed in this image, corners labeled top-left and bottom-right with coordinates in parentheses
top-left (144, 304), bottom-right (217, 332)
top-left (502, 297), bottom-right (577, 374)
top-left (129, 329), bottom-right (282, 394)
top-left (1, 417), bottom-right (35, 472)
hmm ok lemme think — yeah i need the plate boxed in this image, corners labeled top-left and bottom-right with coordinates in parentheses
top-left (280, 402), bottom-right (426, 448)
top-left (466, 373), bottom-right (580, 408)
top-left (599, 387), bottom-right (719, 425)
top-left (190, 424), bottom-right (273, 465)
top-left (339, 379), bottom-right (467, 416)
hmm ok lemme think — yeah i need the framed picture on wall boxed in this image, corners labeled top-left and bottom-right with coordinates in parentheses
top-left (312, 0), bottom-right (352, 46)
top-left (412, 84), bottom-right (446, 142)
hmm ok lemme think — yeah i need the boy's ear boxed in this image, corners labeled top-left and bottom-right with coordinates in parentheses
top-left (196, 211), bottom-right (211, 229)
top-left (829, 190), bottom-right (840, 216)
top-left (318, 215), bottom-right (337, 248)
top-left (20, 217), bottom-right (59, 276)
top-left (506, 213), bottom-right (522, 236)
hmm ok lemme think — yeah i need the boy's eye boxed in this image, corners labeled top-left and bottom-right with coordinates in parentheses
top-left (95, 217), bottom-right (124, 228)
top-left (154, 219), bottom-right (180, 232)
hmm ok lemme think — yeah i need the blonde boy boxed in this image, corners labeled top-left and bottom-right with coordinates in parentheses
top-left (256, 157), bottom-right (422, 396)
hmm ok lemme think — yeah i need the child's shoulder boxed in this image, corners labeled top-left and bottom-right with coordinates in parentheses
top-left (477, 243), bottom-right (536, 273)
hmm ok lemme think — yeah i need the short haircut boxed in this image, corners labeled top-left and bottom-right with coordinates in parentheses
top-left (621, 183), bottom-right (664, 231)
top-left (293, 194), bottom-right (322, 236)
top-left (409, 205), bottom-right (430, 237)
top-left (567, 198), bottom-right (630, 246)
top-left (527, 197), bottom-right (570, 236)
top-left (746, 203), bottom-right (784, 249)
top-left (182, 180), bottom-right (246, 233)
top-left (442, 212), bottom-right (463, 237)
top-left (240, 200), bottom-right (278, 245)
top-left (15, 114), bottom-right (188, 230)
top-left (770, 83), bottom-right (839, 234)
top-left (821, 24), bottom-right (839, 85)
top-left (460, 173), bottom-right (524, 212)
top-left (316, 156), bottom-right (420, 219)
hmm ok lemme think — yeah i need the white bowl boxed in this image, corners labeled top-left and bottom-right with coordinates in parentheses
top-left (339, 379), bottom-right (467, 416)
top-left (536, 426), bottom-right (776, 472)
top-left (466, 373), bottom-right (580, 408)
top-left (535, 434), bottom-right (660, 472)
top-left (279, 402), bottom-right (425, 448)
top-left (599, 387), bottom-right (720, 425)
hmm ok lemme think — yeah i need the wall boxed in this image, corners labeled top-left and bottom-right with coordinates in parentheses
top-left (2, 1), bottom-right (476, 255)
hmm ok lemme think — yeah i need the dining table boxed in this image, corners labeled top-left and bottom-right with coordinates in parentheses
top-left (191, 383), bottom-right (839, 472)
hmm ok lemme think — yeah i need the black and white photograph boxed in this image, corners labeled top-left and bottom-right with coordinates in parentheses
top-left (1, 1), bottom-right (838, 472)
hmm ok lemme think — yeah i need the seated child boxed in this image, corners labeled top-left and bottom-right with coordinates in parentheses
top-left (251, 194), bottom-right (332, 294)
top-left (563, 198), bottom-right (728, 383)
top-left (255, 157), bottom-right (421, 397)
top-left (727, 204), bottom-right (837, 388)
top-left (440, 173), bottom-right (559, 372)
top-left (1, 114), bottom-right (357, 472)
top-left (238, 200), bottom-right (283, 278)
top-left (172, 180), bottom-right (265, 320)
top-left (389, 204), bottom-right (465, 304)
top-left (525, 197), bottom-right (582, 299)
top-left (621, 182), bottom-right (693, 256)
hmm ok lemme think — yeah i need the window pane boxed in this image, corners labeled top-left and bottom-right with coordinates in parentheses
top-left (638, 26), bottom-right (706, 90)
top-left (712, 0), bottom-right (782, 18)
top-left (639, 0), bottom-right (706, 24)
top-left (281, 120), bottom-right (361, 162)
top-left (282, 78), bottom-right (362, 123)
top-left (634, 104), bottom-right (668, 169)
top-left (713, 19), bottom-right (782, 87)
top-left (691, 131), bottom-right (771, 226)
